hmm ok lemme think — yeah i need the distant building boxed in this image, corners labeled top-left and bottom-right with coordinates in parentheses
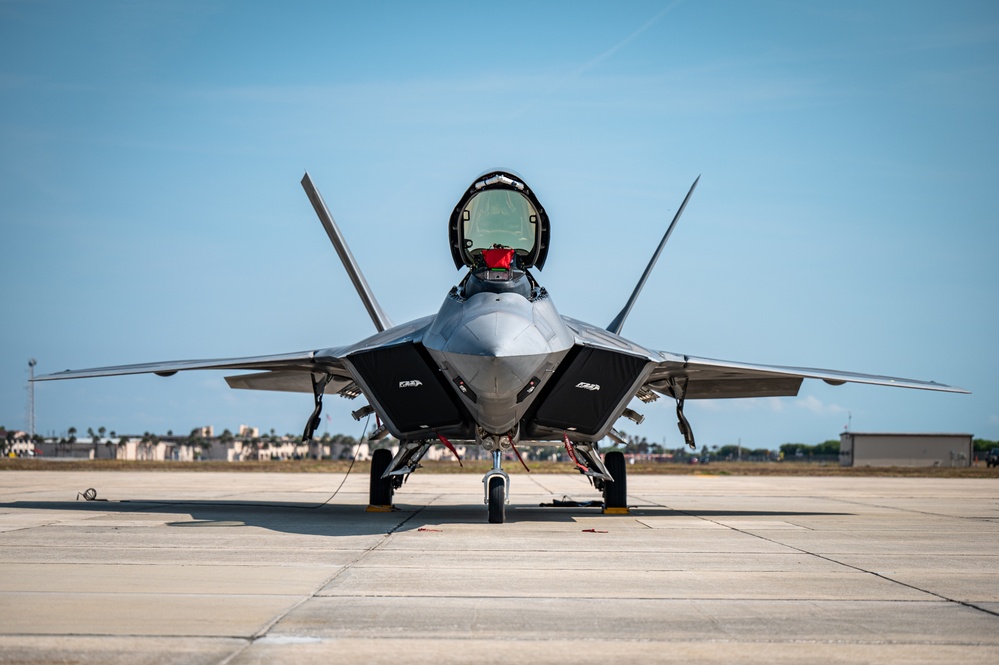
top-left (3, 430), bottom-right (33, 457)
top-left (28, 432), bottom-right (468, 464)
top-left (35, 438), bottom-right (122, 459)
top-left (839, 432), bottom-right (973, 467)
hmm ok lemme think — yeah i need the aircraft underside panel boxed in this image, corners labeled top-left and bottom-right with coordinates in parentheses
top-left (529, 346), bottom-right (650, 437)
top-left (347, 343), bottom-right (468, 437)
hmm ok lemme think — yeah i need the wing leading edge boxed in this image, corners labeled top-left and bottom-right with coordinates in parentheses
top-left (32, 348), bottom-right (353, 394)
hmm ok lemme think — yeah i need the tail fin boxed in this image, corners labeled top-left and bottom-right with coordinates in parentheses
top-left (607, 176), bottom-right (699, 335)
top-left (301, 172), bottom-right (393, 332)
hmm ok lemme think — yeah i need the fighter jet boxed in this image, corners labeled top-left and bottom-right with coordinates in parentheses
top-left (34, 170), bottom-right (968, 522)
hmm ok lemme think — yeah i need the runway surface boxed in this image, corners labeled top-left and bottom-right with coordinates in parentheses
top-left (0, 470), bottom-right (997, 663)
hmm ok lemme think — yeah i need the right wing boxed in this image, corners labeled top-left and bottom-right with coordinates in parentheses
top-left (32, 315), bottom-right (438, 394)
top-left (32, 347), bottom-right (356, 395)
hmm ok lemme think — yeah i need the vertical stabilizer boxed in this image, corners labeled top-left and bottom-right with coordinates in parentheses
top-left (301, 172), bottom-right (393, 332)
top-left (607, 176), bottom-right (699, 335)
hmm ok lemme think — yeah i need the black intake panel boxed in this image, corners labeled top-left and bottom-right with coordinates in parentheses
top-left (530, 346), bottom-right (649, 437)
top-left (347, 343), bottom-right (466, 436)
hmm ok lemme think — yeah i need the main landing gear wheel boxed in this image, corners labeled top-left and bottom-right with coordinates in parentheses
top-left (603, 450), bottom-right (628, 513)
top-left (488, 476), bottom-right (506, 524)
top-left (368, 448), bottom-right (394, 509)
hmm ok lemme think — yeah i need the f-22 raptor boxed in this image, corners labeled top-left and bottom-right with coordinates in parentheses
top-left (35, 170), bottom-right (968, 522)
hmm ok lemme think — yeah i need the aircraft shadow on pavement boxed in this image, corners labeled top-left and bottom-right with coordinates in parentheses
top-left (0, 498), bottom-right (854, 538)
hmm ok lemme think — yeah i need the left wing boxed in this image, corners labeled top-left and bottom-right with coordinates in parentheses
top-left (644, 351), bottom-right (969, 398)
top-left (564, 315), bottom-right (967, 451)
top-left (566, 316), bottom-right (968, 399)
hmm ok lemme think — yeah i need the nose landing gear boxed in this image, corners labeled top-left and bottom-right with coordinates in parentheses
top-left (483, 450), bottom-right (509, 523)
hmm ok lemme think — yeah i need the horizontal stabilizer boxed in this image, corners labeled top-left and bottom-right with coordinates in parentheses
top-left (225, 370), bottom-right (354, 394)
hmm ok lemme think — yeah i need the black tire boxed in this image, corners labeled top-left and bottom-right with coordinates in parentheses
top-left (369, 448), bottom-right (393, 506)
top-left (488, 476), bottom-right (505, 524)
top-left (603, 451), bottom-right (628, 509)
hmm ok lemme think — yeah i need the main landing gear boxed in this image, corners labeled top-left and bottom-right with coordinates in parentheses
top-left (368, 448), bottom-right (394, 510)
top-left (563, 436), bottom-right (629, 514)
top-left (366, 441), bottom-right (430, 512)
top-left (601, 450), bottom-right (628, 513)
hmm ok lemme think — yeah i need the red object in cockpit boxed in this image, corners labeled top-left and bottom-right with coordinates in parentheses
top-left (482, 248), bottom-right (514, 269)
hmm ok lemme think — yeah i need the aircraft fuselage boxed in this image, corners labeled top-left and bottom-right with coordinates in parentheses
top-left (423, 281), bottom-right (575, 447)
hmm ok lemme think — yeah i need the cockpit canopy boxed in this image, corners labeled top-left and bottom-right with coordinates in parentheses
top-left (449, 170), bottom-right (550, 271)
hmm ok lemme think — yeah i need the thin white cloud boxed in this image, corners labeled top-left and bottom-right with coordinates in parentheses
top-left (693, 397), bottom-right (787, 414)
top-left (510, 1), bottom-right (683, 119)
top-left (794, 394), bottom-right (847, 417)
top-left (571, 2), bottom-right (684, 78)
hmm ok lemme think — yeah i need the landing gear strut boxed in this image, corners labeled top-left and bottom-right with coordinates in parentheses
top-left (563, 435), bottom-right (629, 514)
top-left (665, 376), bottom-right (696, 450)
top-left (302, 373), bottom-right (331, 443)
top-left (483, 450), bottom-right (509, 524)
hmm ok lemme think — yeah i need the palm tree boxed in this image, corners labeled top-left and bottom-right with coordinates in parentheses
top-left (140, 432), bottom-right (158, 460)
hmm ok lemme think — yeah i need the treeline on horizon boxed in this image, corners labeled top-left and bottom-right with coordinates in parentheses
top-left (595, 434), bottom-right (998, 460)
top-left (4, 425), bottom-right (996, 459)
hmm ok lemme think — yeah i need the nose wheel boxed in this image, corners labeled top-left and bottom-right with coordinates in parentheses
top-left (487, 476), bottom-right (505, 523)
top-left (483, 450), bottom-right (509, 524)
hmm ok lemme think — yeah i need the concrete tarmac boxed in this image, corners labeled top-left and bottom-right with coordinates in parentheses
top-left (0, 470), bottom-right (997, 664)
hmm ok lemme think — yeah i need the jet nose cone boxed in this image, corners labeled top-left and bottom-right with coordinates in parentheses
top-left (451, 309), bottom-right (548, 358)
top-left (441, 292), bottom-right (553, 357)
top-left (439, 293), bottom-right (553, 399)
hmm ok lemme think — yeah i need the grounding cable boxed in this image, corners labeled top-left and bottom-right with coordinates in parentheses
top-left (306, 413), bottom-right (370, 509)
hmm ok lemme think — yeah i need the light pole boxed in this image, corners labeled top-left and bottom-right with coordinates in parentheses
top-left (27, 358), bottom-right (37, 441)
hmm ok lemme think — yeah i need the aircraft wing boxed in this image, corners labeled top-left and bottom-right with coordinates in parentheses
top-left (644, 351), bottom-right (970, 399)
top-left (32, 348), bottom-right (355, 394)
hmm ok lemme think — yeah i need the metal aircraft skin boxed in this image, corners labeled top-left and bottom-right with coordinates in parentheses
top-left (34, 170), bottom-right (968, 522)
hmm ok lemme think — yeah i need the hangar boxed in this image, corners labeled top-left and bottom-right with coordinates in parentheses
top-left (839, 431), bottom-right (973, 467)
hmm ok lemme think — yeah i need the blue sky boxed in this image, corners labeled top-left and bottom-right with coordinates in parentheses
top-left (2, 0), bottom-right (997, 449)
